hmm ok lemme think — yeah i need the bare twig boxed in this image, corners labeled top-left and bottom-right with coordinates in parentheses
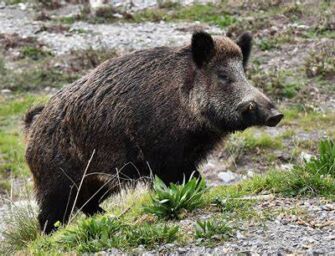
top-left (68, 149), bottom-right (95, 223)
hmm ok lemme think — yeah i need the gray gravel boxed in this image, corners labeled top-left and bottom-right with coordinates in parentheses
top-left (0, 4), bottom-right (224, 55)
top-left (98, 199), bottom-right (335, 255)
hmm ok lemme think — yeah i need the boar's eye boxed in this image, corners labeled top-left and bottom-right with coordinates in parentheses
top-left (218, 74), bottom-right (231, 83)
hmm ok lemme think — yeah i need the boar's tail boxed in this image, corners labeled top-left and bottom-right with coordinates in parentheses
top-left (24, 105), bottom-right (45, 132)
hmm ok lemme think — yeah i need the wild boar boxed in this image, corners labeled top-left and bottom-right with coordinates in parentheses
top-left (25, 31), bottom-right (283, 233)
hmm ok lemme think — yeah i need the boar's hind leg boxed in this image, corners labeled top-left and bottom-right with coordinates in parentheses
top-left (79, 184), bottom-right (112, 216)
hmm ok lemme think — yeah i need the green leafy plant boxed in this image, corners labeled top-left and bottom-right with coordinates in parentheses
top-left (195, 219), bottom-right (232, 240)
top-left (144, 175), bottom-right (207, 219)
top-left (57, 216), bottom-right (179, 253)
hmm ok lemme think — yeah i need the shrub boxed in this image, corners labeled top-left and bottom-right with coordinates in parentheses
top-left (144, 175), bottom-right (207, 219)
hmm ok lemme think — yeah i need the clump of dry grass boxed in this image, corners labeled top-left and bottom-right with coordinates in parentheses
top-left (0, 199), bottom-right (40, 256)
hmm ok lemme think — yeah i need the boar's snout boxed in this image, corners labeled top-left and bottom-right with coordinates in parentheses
top-left (265, 109), bottom-right (283, 127)
top-left (237, 100), bottom-right (283, 128)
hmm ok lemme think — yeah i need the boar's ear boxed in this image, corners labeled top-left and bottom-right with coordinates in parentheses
top-left (236, 32), bottom-right (252, 69)
top-left (191, 31), bottom-right (215, 68)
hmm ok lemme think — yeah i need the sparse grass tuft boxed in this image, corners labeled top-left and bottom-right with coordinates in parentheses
top-left (144, 175), bottom-right (207, 219)
top-left (305, 47), bottom-right (335, 80)
top-left (0, 201), bottom-right (40, 256)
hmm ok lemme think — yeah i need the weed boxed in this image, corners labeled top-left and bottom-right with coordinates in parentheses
top-left (305, 47), bottom-right (335, 80)
top-left (195, 219), bottom-right (232, 240)
top-left (249, 66), bottom-right (304, 99)
top-left (283, 3), bottom-right (303, 21)
top-left (144, 175), bottom-right (207, 219)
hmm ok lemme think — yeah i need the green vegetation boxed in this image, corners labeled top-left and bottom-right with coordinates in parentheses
top-left (194, 219), bottom-right (232, 240)
top-left (0, 138), bottom-right (334, 254)
top-left (133, 3), bottom-right (236, 28)
top-left (249, 65), bottom-right (304, 99)
top-left (0, 61), bottom-right (79, 92)
top-left (143, 175), bottom-right (207, 219)
top-left (53, 217), bottom-right (179, 253)
top-left (20, 46), bottom-right (53, 61)
top-left (305, 47), bottom-right (335, 80)
top-left (0, 95), bottom-right (48, 192)
top-left (218, 139), bottom-right (335, 199)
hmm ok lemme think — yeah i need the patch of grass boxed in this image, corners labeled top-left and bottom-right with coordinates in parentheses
top-left (29, 216), bottom-right (179, 254)
top-left (0, 201), bottom-right (40, 256)
top-left (3, 0), bottom-right (27, 4)
top-left (230, 129), bottom-right (283, 152)
top-left (243, 131), bottom-right (283, 150)
top-left (0, 64), bottom-right (79, 92)
top-left (65, 47), bottom-right (118, 72)
top-left (20, 46), bottom-right (53, 61)
top-left (243, 139), bottom-right (335, 199)
top-left (0, 95), bottom-right (48, 178)
top-left (257, 29), bottom-right (296, 51)
top-left (143, 175), bottom-right (207, 219)
top-left (194, 219), bottom-right (232, 240)
top-left (133, 3), bottom-right (236, 28)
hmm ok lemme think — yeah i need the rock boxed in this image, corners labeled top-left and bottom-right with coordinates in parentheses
top-left (1, 89), bottom-right (12, 95)
top-left (280, 163), bottom-right (294, 171)
top-left (299, 152), bottom-right (313, 162)
top-left (218, 170), bottom-right (239, 183)
top-left (321, 204), bottom-right (335, 211)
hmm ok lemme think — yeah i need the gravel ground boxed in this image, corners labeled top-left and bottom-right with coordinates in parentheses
top-left (98, 199), bottom-right (335, 255)
top-left (0, 3), bottom-right (223, 55)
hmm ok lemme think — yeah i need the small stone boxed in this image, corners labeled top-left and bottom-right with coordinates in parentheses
top-left (218, 170), bottom-right (239, 183)
top-left (321, 204), bottom-right (335, 211)
top-left (300, 152), bottom-right (313, 162)
top-left (1, 89), bottom-right (12, 95)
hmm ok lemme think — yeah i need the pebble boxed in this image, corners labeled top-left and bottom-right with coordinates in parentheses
top-left (1, 89), bottom-right (12, 95)
top-left (218, 170), bottom-right (240, 183)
